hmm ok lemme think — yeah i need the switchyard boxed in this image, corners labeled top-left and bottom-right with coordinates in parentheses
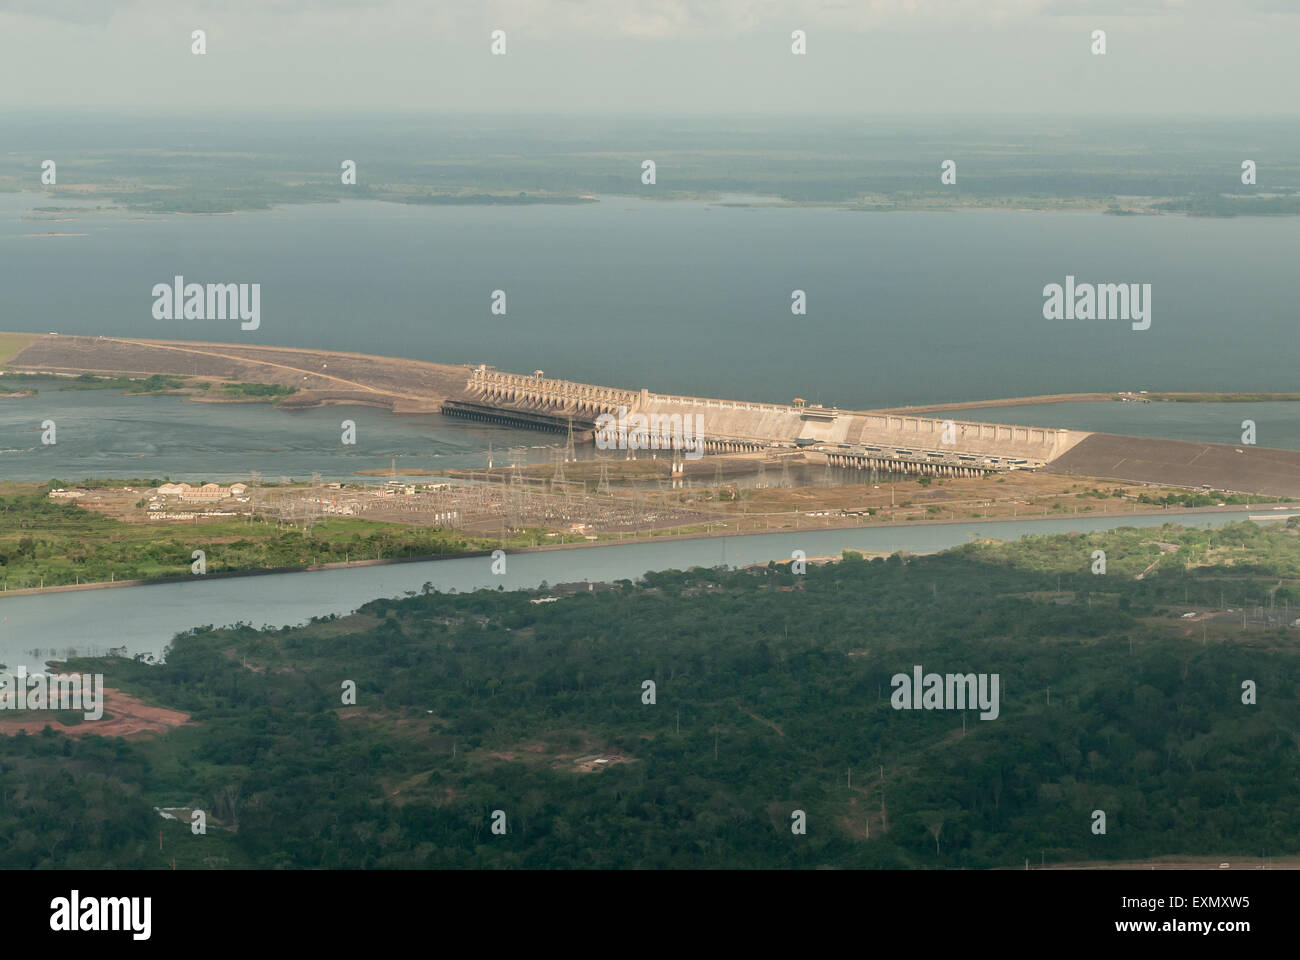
top-left (251, 476), bottom-right (720, 535)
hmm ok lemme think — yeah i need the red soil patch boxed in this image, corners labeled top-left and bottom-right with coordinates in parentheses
top-left (0, 685), bottom-right (192, 739)
top-left (569, 754), bottom-right (634, 773)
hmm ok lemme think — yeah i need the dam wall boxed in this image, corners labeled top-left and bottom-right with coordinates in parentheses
top-left (642, 393), bottom-right (1088, 461)
top-left (458, 367), bottom-right (1092, 464)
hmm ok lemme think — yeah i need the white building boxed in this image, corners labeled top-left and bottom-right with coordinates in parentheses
top-left (156, 481), bottom-right (249, 502)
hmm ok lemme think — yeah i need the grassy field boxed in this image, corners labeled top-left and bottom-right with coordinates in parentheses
top-left (0, 332), bottom-right (39, 366)
top-left (3, 470), bottom-right (1287, 593)
top-left (0, 482), bottom-right (576, 590)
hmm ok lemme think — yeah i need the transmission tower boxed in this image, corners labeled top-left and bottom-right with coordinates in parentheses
top-left (597, 458), bottom-right (612, 495)
top-left (564, 416), bottom-right (577, 463)
top-left (306, 471), bottom-right (322, 533)
top-left (508, 446), bottom-right (527, 484)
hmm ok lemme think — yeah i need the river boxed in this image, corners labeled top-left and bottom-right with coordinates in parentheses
top-left (0, 509), bottom-right (1259, 672)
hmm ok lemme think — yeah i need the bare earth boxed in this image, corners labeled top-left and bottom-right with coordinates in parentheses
top-left (7, 333), bottom-right (471, 412)
top-left (0, 684), bottom-right (192, 739)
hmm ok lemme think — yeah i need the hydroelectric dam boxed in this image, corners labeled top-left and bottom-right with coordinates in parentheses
top-left (9, 334), bottom-right (1300, 496)
top-left (441, 365), bottom-right (1088, 478)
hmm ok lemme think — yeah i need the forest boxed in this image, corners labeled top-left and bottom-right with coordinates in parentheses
top-left (2, 520), bottom-right (1299, 868)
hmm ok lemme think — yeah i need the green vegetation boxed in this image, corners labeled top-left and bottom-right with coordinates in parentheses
top-left (52, 373), bottom-right (186, 394)
top-left (4, 520), bottom-right (1300, 867)
top-left (0, 373), bottom-right (296, 404)
top-left (1134, 490), bottom-right (1274, 509)
top-left (1069, 483), bottom-right (1290, 510)
top-left (0, 332), bottom-right (39, 366)
top-left (219, 382), bottom-right (297, 399)
top-left (0, 484), bottom-right (560, 590)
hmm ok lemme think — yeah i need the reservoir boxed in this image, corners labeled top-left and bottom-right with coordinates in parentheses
top-left (5, 192), bottom-right (1300, 410)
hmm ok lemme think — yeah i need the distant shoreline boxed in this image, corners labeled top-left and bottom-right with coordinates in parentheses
top-left (6, 187), bottom-right (1299, 218)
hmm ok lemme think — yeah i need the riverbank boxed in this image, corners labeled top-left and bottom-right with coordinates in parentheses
top-left (1, 501), bottom-right (1276, 600)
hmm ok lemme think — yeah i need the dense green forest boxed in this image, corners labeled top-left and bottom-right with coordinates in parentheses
top-left (3, 520), bottom-right (1300, 868)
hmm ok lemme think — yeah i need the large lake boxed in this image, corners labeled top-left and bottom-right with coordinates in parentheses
top-left (4, 192), bottom-right (1297, 410)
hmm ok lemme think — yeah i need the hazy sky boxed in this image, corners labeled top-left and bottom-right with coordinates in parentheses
top-left (1, 0), bottom-right (1297, 116)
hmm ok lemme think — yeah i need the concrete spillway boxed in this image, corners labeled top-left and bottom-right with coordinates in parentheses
top-left (449, 366), bottom-right (1093, 471)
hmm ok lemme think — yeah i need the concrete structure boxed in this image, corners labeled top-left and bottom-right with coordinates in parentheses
top-left (156, 481), bottom-right (249, 501)
top-left (443, 366), bottom-right (1091, 474)
top-left (14, 333), bottom-right (1300, 496)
